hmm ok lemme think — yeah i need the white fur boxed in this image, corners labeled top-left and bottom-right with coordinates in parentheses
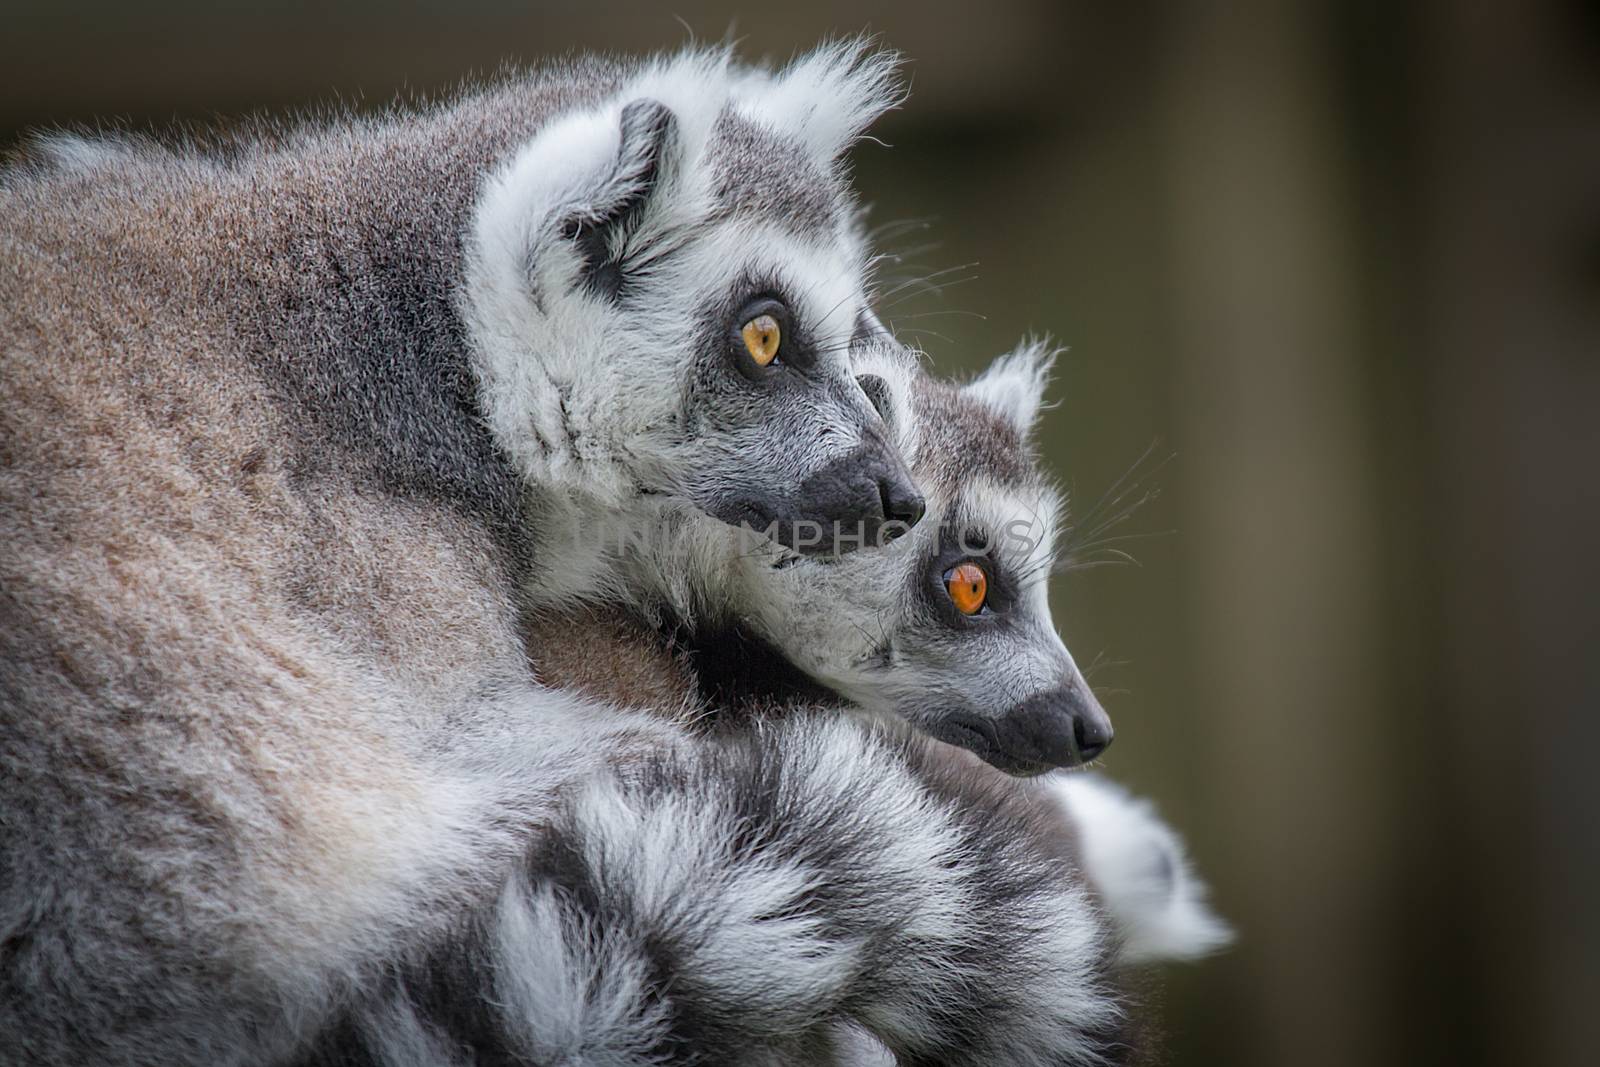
top-left (576, 715), bottom-right (1123, 1063)
top-left (464, 46), bottom-right (888, 510)
top-left (493, 879), bottom-right (672, 1064)
top-left (730, 42), bottom-right (906, 160)
top-left (28, 132), bottom-right (141, 175)
top-left (356, 999), bottom-right (469, 1067)
top-left (572, 777), bottom-right (863, 1027)
top-left (963, 337), bottom-right (1058, 439)
top-left (1048, 774), bottom-right (1233, 965)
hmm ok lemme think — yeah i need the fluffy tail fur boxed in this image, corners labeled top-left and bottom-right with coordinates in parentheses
top-left (301, 714), bottom-right (1134, 1066)
top-left (1047, 774), bottom-right (1232, 967)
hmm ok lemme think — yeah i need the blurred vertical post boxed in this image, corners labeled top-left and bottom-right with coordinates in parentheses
top-left (1418, 3), bottom-right (1600, 1064)
top-left (1160, 3), bottom-right (1395, 1064)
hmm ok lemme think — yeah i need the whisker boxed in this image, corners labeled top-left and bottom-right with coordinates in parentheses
top-left (868, 216), bottom-right (937, 242)
top-left (872, 262), bottom-right (979, 304)
top-left (884, 325), bottom-right (957, 348)
top-left (889, 308), bottom-right (989, 323)
top-left (1054, 443), bottom-right (1173, 574)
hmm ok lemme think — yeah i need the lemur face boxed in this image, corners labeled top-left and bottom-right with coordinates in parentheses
top-left (464, 49), bottom-right (923, 554)
top-left (733, 341), bottom-right (1114, 775)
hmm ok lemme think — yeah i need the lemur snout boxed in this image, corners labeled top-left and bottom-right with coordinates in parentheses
top-left (1007, 681), bottom-right (1113, 769)
top-left (942, 681), bottom-right (1113, 775)
top-left (729, 439), bottom-right (924, 557)
top-left (794, 440), bottom-right (924, 552)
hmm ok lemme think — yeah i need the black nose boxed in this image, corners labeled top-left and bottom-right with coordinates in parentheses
top-left (731, 441), bottom-right (926, 557)
top-left (878, 473), bottom-right (926, 540)
top-left (985, 681), bottom-right (1114, 773)
top-left (1073, 703), bottom-right (1113, 762)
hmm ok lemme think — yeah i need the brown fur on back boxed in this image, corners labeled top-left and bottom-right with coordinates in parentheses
top-left (525, 606), bottom-right (703, 722)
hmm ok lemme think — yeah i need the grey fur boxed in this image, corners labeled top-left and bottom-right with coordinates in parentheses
top-left (708, 109), bottom-right (842, 236)
top-left (1, 43), bottom-right (1141, 1066)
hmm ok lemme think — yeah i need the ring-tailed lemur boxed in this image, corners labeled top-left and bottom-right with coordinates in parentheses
top-left (2, 42), bottom-right (1162, 1066)
top-left (525, 336), bottom-right (1230, 966)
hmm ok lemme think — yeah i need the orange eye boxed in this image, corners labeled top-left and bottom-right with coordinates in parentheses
top-left (944, 562), bottom-right (988, 615)
top-left (740, 314), bottom-right (781, 367)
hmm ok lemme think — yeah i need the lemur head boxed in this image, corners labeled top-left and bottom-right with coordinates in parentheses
top-left (726, 339), bottom-right (1114, 775)
top-left (463, 44), bottom-right (923, 554)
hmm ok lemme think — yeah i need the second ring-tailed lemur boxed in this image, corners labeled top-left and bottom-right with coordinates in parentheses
top-left (526, 335), bottom-right (1230, 966)
top-left (2, 40), bottom-right (1179, 1066)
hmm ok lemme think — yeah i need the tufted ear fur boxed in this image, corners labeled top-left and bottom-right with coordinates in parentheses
top-left (473, 97), bottom-right (677, 305)
top-left (750, 40), bottom-right (905, 162)
top-left (963, 339), bottom-right (1057, 440)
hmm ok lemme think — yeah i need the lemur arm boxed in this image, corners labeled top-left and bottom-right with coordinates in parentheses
top-left (297, 712), bottom-right (1133, 1067)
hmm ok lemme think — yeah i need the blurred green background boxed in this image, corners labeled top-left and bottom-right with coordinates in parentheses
top-left (5, 2), bottom-right (1596, 1064)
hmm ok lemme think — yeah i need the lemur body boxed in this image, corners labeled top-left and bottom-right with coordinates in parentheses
top-left (2, 44), bottom-right (1155, 1066)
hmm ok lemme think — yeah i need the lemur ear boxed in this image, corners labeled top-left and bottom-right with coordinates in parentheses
top-left (559, 99), bottom-right (676, 300)
top-left (473, 97), bottom-right (677, 305)
top-left (850, 311), bottom-right (919, 441)
top-left (760, 41), bottom-right (905, 162)
top-left (963, 339), bottom-right (1057, 439)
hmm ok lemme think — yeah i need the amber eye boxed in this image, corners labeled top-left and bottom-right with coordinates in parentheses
top-left (740, 314), bottom-right (782, 367)
top-left (944, 562), bottom-right (989, 616)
